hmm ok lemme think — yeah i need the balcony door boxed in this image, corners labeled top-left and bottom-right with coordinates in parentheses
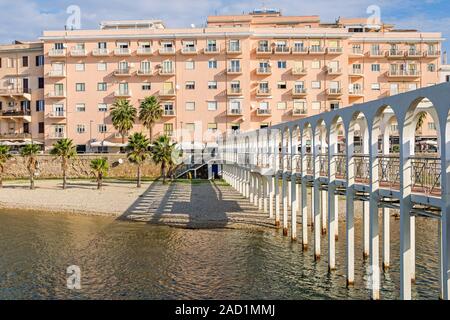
top-left (54, 84), bottom-right (64, 96)
top-left (119, 83), bottom-right (129, 95)
top-left (22, 78), bottom-right (29, 91)
top-left (163, 82), bottom-right (174, 94)
top-left (162, 60), bottom-right (173, 72)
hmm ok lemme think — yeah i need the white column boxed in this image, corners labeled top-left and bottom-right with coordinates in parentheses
top-left (313, 127), bottom-right (321, 261)
top-left (275, 173), bottom-right (281, 227)
top-left (383, 207), bottom-right (390, 271)
top-left (411, 215), bottom-right (416, 283)
top-left (335, 194), bottom-right (339, 241)
top-left (269, 175), bottom-right (275, 219)
top-left (291, 175), bottom-right (297, 241)
top-left (263, 177), bottom-right (269, 213)
top-left (363, 201), bottom-right (370, 259)
top-left (254, 175), bottom-right (259, 207)
top-left (249, 173), bottom-right (255, 204)
top-left (258, 176), bottom-right (263, 210)
top-left (282, 173), bottom-right (289, 236)
top-left (310, 186), bottom-right (315, 229)
top-left (302, 178), bottom-right (308, 250)
top-left (346, 127), bottom-right (355, 286)
top-left (321, 189), bottom-right (327, 235)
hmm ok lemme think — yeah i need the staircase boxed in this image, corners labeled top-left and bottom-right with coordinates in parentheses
top-left (175, 163), bottom-right (209, 179)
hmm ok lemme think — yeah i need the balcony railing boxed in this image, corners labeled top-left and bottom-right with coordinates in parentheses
top-left (327, 47), bottom-right (343, 54)
top-left (305, 154), bottom-right (313, 175)
top-left (335, 154), bottom-right (347, 179)
top-left (369, 50), bottom-right (385, 57)
top-left (228, 108), bottom-right (243, 115)
top-left (292, 108), bottom-right (307, 116)
top-left (227, 87), bottom-right (242, 95)
top-left (114, 90), bottom-right (132, 97)
top-left (387, 49), bottom-right (405, 57)
top-left (114, 68), bottom-right (132, 76)
top-left (354, 154), bottom-right (370, 184)
top-left (350, 48), bottom-right (364, 56)
top-left (327, 67), bottom-right (342, 75)
top-left (204, 45), bottom-right (220, 54)
top-left (49, 111), bottom-right (66, 118)
top-left (327, 88), bottom-right (343, 96)
top-left (349, 89), bottom-right (364, 96)
top-left (387, 70), bottom-right (420, 77)
top-left (256, 67), bottom-right (271, 75)
top-left (256, 88), bottom-right (271, 96)
top-left (49, 132), bottom-right (66, 139)
top-left (292, 47), bottom-right (308, 54)
top-left (159, 68), bottom-right (175, 75)
top-left (181, 47), bottom-right (198, 54)
top-left (48, 91), bottom-right (66, 98)
top-left (0, 110), bottom-right (31, 117)
top-left (48, 70), bottom-right (66, 77)
top-left (137, 47), bottom-right (153, 55)
top-left (256, 46), bottom-right (272, 54)
top-left (93, 48), bottom-right (110, 56)
top-left (292, 67), bottom-right (307, 75)
top-left (70, 49), bottom-right (87, 57)
top-left (256, 108), bottom-right (271, 116)
top-left (292, 87), bottom-right (307, 96)
top-left (411, 155), bottom-right (441, 196)
top-left (0, 133), bottom-right (32, 140)
top-left (227, 67), bottom-right (242, 74)
top-left (406, 50), bottom-right (423, 57)
top-left (309, 46), bottom-right (325, 54)
top-left (379, 155), bottom-right (400, 189)
top-left (48, 49), bottom-right (66, 57)
top-left (349, 68), bottom-right (363, 76)
top-left (0, 88), bottom-right (32, 96)
top-left (136, 69), bottom-right (153, 76)
top-left (114, 48), bottom-right (131, 56)
top-left (159, 47), bottom-right (176, 55)
top-left (159, 89), bottom-right (176, 96)
top-left (227, 46), bottom-right (242, 54)
top-left (163, 109), bottom-right (176, 116)
top-left (426, 50), bottom-right (441, 57)
top-left (274, 46), bottom-right (290, 54)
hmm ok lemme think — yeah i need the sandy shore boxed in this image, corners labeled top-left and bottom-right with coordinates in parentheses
top-left (0, 179), bottom-right (152, 217)
top-left (0, 179), bottom-right (276, 230)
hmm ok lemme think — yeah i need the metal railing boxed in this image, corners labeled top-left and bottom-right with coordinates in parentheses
top-left (319, 154), bottom-right (328, 177)
top-left (411, 155), bottom-right (441, 196)
top-left (379, 155), bottom-right (400, 189)
top-left (354, 154), bottom-right (370, 184)
top-left (335, 154), bottom-right (347, 179)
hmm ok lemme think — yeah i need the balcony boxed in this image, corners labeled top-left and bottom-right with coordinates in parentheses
top-left (0, 110), bottom-right (32, 122)
top-left (292, 88), bottom-right (307, 97)
top-left (0, 133), bottom-right (32, 140)
top-left (256, 108), bottom-right (271, 116)
top-left (228, 108), bottom-right (243, 116)
top-left (114, 90), bottom-right (132, 98)
top-left (92, 48), bottom-right (110, 56)
top-left (227, 67), bottom-right (242, 75)
top-left (159, 68), bottom-right (175, 76)
top-left (406, 50), bottom-right (423, 58)
top-left (0, 88), bottom-right (32, 100)
top-left (114, 68), bottom-right (132, 77)
top-left (70, 49), bottom-right (88, 57)
top-left (256, 46), bottom-right (272, 55)
top-left (349, 48), bottom-right (365, 56)
top-left (426, 50), bottom-right (441, 58)
top-left (48, 49), bottom-right (66, 57)
top-left (292, 108), bottom-right (307, 116)
top-left (309, 47), bottom-right (326, 54)
top-left (204, 45), bottom-right (220, 54)
top-left (137, 47), bottom-right (153, 55)
top-left (256, 88), bottom-right (272, 96)
top-left (349, 68), bottom-right (363, 77)
top-left (162, 109), bottom-right (176, 117)
top-left (369, 50), bottom-right (385, 57)
top-left (327, 47), bottom-right (343, 54)
top-left (47, 91), bottom-right (66, 99)
top-left (136, 69), bottom-right (153, 76)
top-left (292, 67), bottom-right (307, 75)
top-left (326, 88), bottom-right (343, 97)
top-left (159, 47), bottom-right (176, 55)
top-left (256, 67), bottom-right (272, 75)
top-left (159, 89), bottom-right (176, 98)
top-left (48, 111), bottom-right (66, 119)
top-left (114, 48), bottom-right (131, 56)
top-left (386, 49), bottom-right (405, 58)
top-left (274, 46), bottom-right (290, 54)
top-left (226, 46), bottom-right (242, 54)
top-left (387, 70), bottom-right (421, 78)
top-left (47, 70), bottom-right (66, 78)
top-left (48, 132), bottom-right (66, 140)
top-left (349, 89), bottom-right (364, 97)
top-left (227, 87), bottom-right (242, 96)
top-left (181, 47), bottom-right (198, 55)
top-left (327, 67), bottom-right (342, 75)
top-left (292, 47), bottom-right (308, 54)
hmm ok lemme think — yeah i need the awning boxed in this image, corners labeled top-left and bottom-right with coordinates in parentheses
top-left (91, 141), bottom-right (125, 148)
top-left (0, 140), bottom-right (42, 146)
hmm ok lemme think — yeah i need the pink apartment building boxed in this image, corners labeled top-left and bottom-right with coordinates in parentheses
top-left (0, 9), bottom-right (444, 153)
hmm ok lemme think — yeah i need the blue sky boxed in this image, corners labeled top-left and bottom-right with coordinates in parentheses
top-left (1, 0), bottom-right (448, 55)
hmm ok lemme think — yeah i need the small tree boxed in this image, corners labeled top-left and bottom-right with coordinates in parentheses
top-left (20, 144), bottom-right (41, 190)
top-left (90, 158), bottom-right (109, 190)
top-left (139, 96), bottom-right (163, 142)
top-left (127, 132), bottom-right (151, 188)
top-left (111, 99), bottom-right (137, 144)
top-left (0, 145), bottom-right (12, 188)
top-left (50, 138), bottom-right (77, 189)
top-left (151, 135), bottom-right (178, 184)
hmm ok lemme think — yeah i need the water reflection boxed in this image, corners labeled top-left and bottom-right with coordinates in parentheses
top-left (0, 209), bottom-right (440, 300)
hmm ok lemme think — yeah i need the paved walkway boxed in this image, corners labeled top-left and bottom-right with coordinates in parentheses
top-left (121, 180), bottom-right (275, 229)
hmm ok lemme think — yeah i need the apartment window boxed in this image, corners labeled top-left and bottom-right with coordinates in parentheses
top-left (77, 125), bottom-right (86, 134)
top-left (208, 123), bottom-right (218, 132)
top-left (98, 103), bottom-right (108, 112)
top-left (330, 101), bottom-right (340, 110)
top-left (311, 81), bottom-right (321, 89)
top-left (428, 122), bottom-right (436, 130)
top-left (97, 62), bottom-right (107, 71)
top-left (142, 83), bottom-right (151, 91)
top-left (35, 100), bottom-right (44, 112)
top-left (7, 58), bottom-right (15, 68)
top-left (164, 124), bottom-right (174, 137)
top-left (38, 77), bottom-right (44, 89)
top-left (185, 81), bottom-right (195, 90)
top-left (277, 82), bottom-right (287, 89)
top-left (76, 83), bottom-right (85, 92)
top-left (22, 56), bottom-right (28, 67)
top-left (52, 104), bottom-right (64, 116)
top-left (186, 60), bottom-right (195, 70)
top-left (98, 42), bottom-right (107, 49)
top-left (36, 55), bottom-right (44, 67)
top-left (230, 124), bottom-right (240, 133)
top-left (428, 64), bottom-right (436, 72)
top-left (294, 99), bottom-right (307, 112)
top-left (311, 61), bottom-right (321, 69)
top-left (76, 103), bottom-right (86, 112)
top-left (391, 124), bottom-right (398, 132)
top-left (371, 64), bottom-right (380, 72)
top-left (208, 59), bottom-right (218, 69)
top-left (260, 123), bottom-right (269, 129)
top-left (446, 75), bottom-right (450, 83)
top-left (38, 122), bottom-right (44, 134)
top-left (277, 102), bottom-right (287, 110)
top-left (312, 102), bottom-right (321, 110)
top-left (277, 61), bottom-right (287, 69)
top-left (97, 82), bottom-right (107, 91)
top-left (371, 83), bottom-right (381, 90)
top-left (208, 101), bottom-right (218, 111)
top-left (75, 63), bottom-right (85, 72)
top-left (208, 81), bottom-right (218, 89)
top-left (98, 124), bottom-right (107, 133)
top-left (185, 102), bottom-right (195, 111)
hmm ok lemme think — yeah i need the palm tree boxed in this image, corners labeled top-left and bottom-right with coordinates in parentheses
top-left (20, 144), bottom-right (41, 190)
top-left (127, 132), bottom-right (151, 188)
top-left (90, 158), bottom-right (109, 190)
top-left (415, 111), bottom-right (427, 132)
top-left (152, 135), bottom-right (178, 184)
top-left (139, 96), bottom-right (163, 142)
top-left (111, 99), bottom-right (137, 144)
top-left (0, 145), bottom-right (12, 188)
top-left (50, 138), bottom-right (77, 189)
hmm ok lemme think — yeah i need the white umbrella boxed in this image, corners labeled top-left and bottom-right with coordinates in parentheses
top-left (0, 141), bottom-right (14, 146)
